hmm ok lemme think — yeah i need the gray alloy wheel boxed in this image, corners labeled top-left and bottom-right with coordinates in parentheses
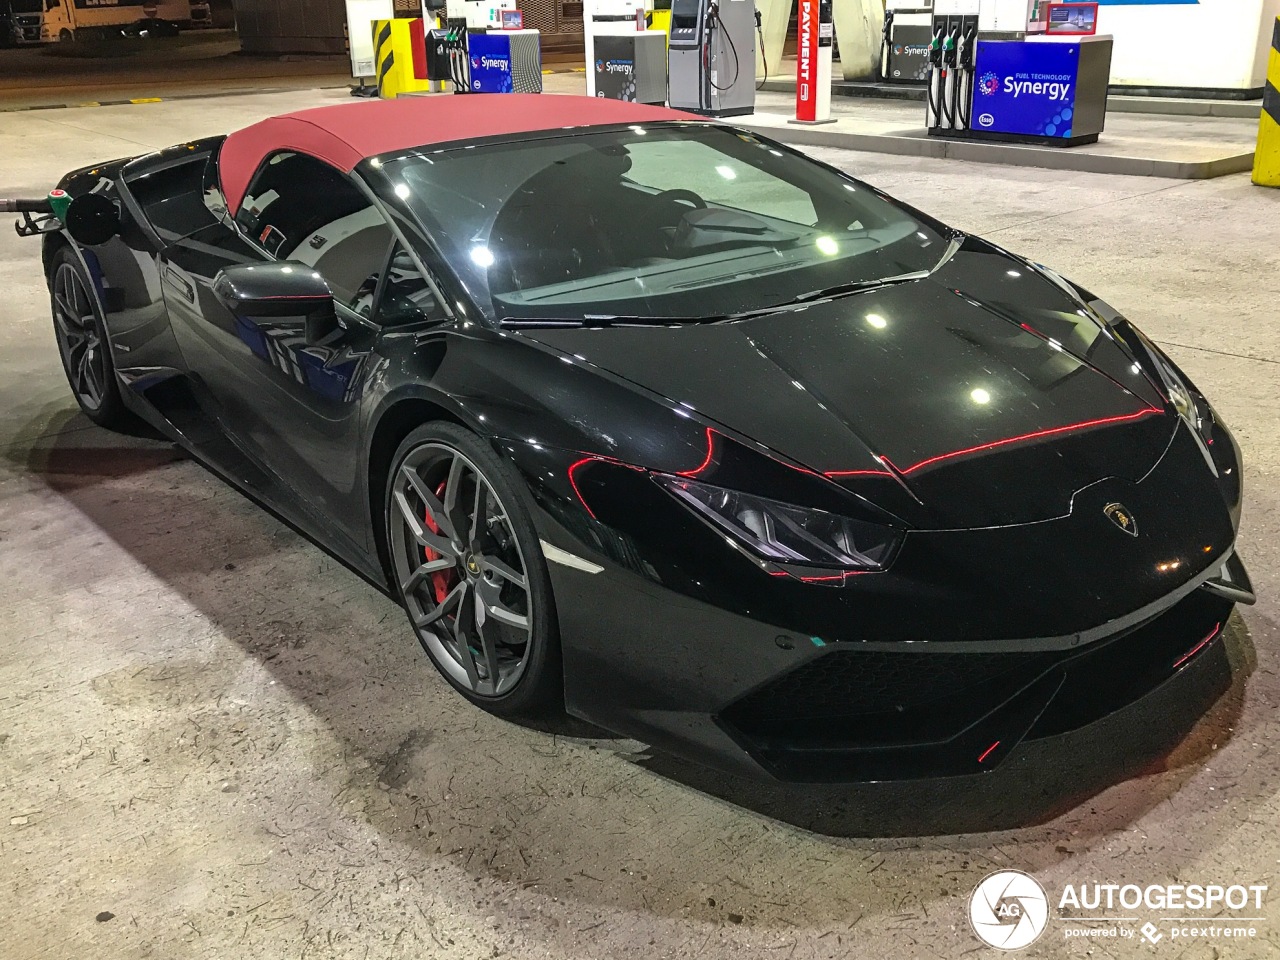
top-left (387, 424), bottom-right (561, 716)
top-left (50, 249), bottom-right (127, 427)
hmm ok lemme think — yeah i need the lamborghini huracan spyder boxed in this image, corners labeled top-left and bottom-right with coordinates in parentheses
top-left (7, 95), bottom-right (1254, 782)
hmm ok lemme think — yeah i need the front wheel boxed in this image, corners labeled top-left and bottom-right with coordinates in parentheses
top-left (58, 28), bottom-right (73, 42)
top-left (49, 246), bottom-right (130, 429)
top-left (385, 422), bottom-right (562, 718)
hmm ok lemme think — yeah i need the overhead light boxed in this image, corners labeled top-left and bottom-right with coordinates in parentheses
top-left (865, 314), bottom-right (887, 329)
top-left (971, 388), bottom-right (991, 404)
top-left (715, 165), bottom-right (737, 180)
top-left (815, 236), bottom-right (839, 256)
top-left (394, 182), bottom-right (411, 199)
top-left (1007, 269), bottom-right (1021, 278)
top-left (470, 246), bottom-right (495, 268)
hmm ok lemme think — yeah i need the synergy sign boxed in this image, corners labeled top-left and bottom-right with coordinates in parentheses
top-left (467, 34), bottom-right (515, 93)
top-left (971, 40), bottom-right (1082, 138)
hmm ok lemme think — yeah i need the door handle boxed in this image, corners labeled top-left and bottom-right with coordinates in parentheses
top-left (163, 264), bottom-right (196, 304)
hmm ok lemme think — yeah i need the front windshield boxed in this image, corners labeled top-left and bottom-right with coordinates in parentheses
top-left (12, 0), bottom-right (44, 11)
top-left (383, 125), bottom-right (949, 322)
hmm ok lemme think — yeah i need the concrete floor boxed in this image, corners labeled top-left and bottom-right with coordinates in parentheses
top-left (2, 89), bottom-right (1280, 960)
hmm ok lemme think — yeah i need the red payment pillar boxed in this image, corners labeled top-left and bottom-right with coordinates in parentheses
top-left (793, 0), bottom-right (834, 124)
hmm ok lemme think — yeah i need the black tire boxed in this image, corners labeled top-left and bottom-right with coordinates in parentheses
top-left (58, 28), bottom-right (73, 42)
top-left (49, 246), bottom-right (131, 430)
top-left (385, 421), bottom-right (562, 718)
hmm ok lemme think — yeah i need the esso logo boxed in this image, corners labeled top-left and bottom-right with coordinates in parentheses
top-left (969, 870), bottom-right (1049, 950)
top-left (978, 113), bottom-right (995, 127)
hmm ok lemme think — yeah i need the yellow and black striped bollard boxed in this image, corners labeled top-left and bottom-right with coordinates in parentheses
top-left (1253, 16), bottom-right (1280, 187)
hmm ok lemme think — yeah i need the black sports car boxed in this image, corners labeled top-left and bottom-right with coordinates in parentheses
top-left (7, 94), bottom-right (1254, 782)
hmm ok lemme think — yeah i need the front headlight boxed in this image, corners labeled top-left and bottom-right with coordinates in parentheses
top-left (654, 475), bottom-right (902, 571)
top-left (1038, 271), bottom-right (1226, 461)
top-left (1135, 332), bottom-right (1212, 436)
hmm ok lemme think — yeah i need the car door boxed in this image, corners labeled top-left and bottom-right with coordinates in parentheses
top-left (159, 151), bottom-right (410, 544)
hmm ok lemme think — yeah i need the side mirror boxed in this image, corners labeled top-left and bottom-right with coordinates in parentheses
top-left (64, 193), bottom-right (121, 246)
top-left (212, 261), bottom-right (339, 346)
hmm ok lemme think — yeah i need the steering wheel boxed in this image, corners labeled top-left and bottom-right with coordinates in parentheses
top-left (656, 188), bottom-right (707, 210)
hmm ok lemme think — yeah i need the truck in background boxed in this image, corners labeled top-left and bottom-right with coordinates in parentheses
top-left (9, 0), bottom-right (205, 44)
top-left (6, 0), bottom-right (44, 44)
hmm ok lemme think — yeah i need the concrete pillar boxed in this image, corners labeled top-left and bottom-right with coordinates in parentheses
top-left (832, 0), bottom-right (883, 81)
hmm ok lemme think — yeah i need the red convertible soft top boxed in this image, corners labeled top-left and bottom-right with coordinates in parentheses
top-left (218, 94), bottom-right (702, 216)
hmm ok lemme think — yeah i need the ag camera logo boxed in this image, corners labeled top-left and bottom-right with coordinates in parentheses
top-left (970, 870), bottom-right (1049, 950)
top-left (978, 113), bottom-right (995, 127)
top-left (978, 71), bottom-right (1001, 95)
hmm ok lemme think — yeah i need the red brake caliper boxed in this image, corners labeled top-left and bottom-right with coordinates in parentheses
top-left (422, 480), bottom-right (457, 605)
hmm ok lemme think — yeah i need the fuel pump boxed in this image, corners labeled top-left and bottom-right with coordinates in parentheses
top-left (667, 0), bottom-right (757, 117)
top-left (927, 17), bottom-right (979, 131)
top-left (584, 0), bottom-right (654, 98)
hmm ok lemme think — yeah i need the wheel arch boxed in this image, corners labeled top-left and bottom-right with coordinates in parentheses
top-left (366, 396), bottom-right (468, 589)
top-left (42, 232), bottom-right (71, 280)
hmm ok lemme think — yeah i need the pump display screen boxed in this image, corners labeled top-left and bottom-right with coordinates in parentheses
top-left (384, 126), bottom-right (948, 324)
top-left (1046, 2), bottom-right (1097, 35)
top-left (669, 0), bottom-right (701, 32)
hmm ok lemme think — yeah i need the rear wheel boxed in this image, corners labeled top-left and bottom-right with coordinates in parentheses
top-left (385, 422), bottom-right (562, 718)
top-left (49, 247), bottom-right (129, 429)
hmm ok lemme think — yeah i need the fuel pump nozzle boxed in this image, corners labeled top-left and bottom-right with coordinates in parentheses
top-left (956, 25), bottom-right (977, 129)
top-left (879, 9), bottom-right (894, 81)
top-left (939, 26), bottom-right (959, 128)
top-left (926, 25), bottom-right (945, 128)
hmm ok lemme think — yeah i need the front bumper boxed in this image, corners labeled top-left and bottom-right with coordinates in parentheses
top-left (500, 408), bottom-right (1249, 783)
top-left (544, 538), bottom-right (1248, 782)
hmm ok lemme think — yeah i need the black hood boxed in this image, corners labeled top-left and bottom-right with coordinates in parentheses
top-left (518, 243), bottom-right (1177, 529)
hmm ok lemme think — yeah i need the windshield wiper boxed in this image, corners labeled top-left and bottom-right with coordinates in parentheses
top-left (500, 315), bottom-right (690, 329)
top-left (725, 232), bottom-right (966, 321)
top-left (726, 272), bottom-right (928, 321)
top-left (498, 235), bottom-right (966, 330)
top-left (499, 281), bottom-right (922, 329)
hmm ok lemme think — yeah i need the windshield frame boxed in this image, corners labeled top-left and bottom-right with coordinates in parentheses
top-left (368, 123), bottom-right (954, 327)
